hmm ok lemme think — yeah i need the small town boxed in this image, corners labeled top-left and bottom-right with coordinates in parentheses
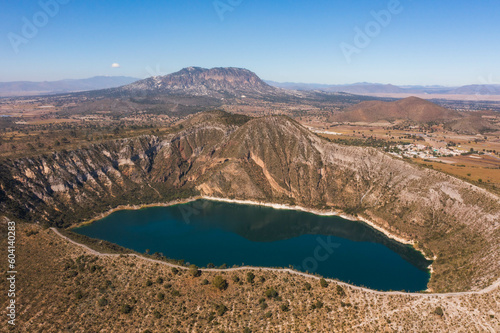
top-left (389, 143), bottom-right (465, 159)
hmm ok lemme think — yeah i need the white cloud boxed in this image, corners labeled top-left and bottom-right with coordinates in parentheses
top-left (111, 63), bottom-right (120, 68)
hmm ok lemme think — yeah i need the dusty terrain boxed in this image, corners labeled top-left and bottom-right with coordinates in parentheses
top-left (1, 222), bottom-right (498, 332)
top-left (1, 112), bottom-right (499, 294)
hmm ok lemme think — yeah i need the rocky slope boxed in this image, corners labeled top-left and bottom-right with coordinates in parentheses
top-left (118, 67), bottom-right (280, 98)
top-left (1, 111), bottom-right (499, 292)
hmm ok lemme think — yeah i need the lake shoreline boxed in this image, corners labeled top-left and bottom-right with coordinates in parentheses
top-left (71, 195), bottom-right (434, 284)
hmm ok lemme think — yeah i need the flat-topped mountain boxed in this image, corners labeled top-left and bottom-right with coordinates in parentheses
top-left (118, 67), bottom-right (280, 98)
top-left (335, 96), bottom-right (461, 123)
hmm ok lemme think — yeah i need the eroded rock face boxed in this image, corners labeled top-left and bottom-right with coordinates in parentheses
top-left (1, 111), bottom-right (499, 291)
top-left (119, 67), bottom-right (279, 98)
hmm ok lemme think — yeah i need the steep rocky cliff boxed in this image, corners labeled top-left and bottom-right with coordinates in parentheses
top-left (118, 67), bottom-right (280, 98)
top-left (1, 111), bottom-right (499, 291)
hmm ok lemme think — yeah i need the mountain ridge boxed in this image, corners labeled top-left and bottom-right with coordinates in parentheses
top-left (267, 80), bottom-right (500, 96)
top-left (0, 76), bottom-right (139, 97)
top-left (1, 111), bottom-right (498, 292)
top-left (118, 67), bottom-right (280, 98)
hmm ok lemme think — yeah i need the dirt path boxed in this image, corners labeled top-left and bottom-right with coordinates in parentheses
top-left (50, 228), bottom-right (500, 298)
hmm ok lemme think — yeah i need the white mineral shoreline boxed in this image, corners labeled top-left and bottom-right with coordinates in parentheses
top-left (72, 195), bottom-right (434, 272)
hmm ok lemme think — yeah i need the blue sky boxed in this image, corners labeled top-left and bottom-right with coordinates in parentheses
top-left (1, 0), bottom-right (499, 85)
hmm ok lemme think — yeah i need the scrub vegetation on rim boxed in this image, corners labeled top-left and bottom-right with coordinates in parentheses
top-left (1, 111), bottom-right (499, 293)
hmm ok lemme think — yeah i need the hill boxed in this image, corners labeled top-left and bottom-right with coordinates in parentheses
top-left (445, 115), bottom-right (500, 134)
top-left (335, 96), bottom-right (461, 123)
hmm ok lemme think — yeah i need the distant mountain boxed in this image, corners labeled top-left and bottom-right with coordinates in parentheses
top-left (266, 81), bottom-right (405, 94)
top-left (448, 85), bottom-right (500, 95)
top-left (0, 76), bottom-right (140, 97)
top-left (119, 67), bottom-right (280, 98)
top-left (266, 81), bottom-right (500, 96)
top-left (335, 96), bottom-right (461, 123)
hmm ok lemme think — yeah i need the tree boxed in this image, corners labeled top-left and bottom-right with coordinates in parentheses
top-left (212, 276), bottom-right (228, 291)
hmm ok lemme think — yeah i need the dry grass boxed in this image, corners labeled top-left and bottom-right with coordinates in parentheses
top-left (1, 222), bottom-right (498, 333)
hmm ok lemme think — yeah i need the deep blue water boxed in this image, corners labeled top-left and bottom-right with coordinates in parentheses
top-left (73, 199), bottom-right (431, 291)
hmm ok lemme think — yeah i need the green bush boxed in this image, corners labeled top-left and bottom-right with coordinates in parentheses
top-left (98, 297), bottom-right (108, 307)
top-left (336, 285), bottom-right (346, 296)
top-left (311, 300), bottom-right (323, 309)
top-left (280, 303), bottom-right (290, 312)
top-left (320, 278), bottom-right (328, 288)
top-left (189, 264), bottom-right (201, 277)
top-left (157, 292), bottom-right (165, 301)
top-left (215, 303), bottom-right (228, 316)
top-left (201, 279), bottom-right (209, 285)
top-left (265, 287), bottom-right (278, 299)
top-left (156, 277), bottom-right (164, 284)
top-left (212, 276), bottom-right (228, 291)
top-left (304, 282), bottom-right (312, 290)
top-left (246, 272), bottom-right (255, 283)
top-left (120, 304), bottom-right (133, 314)
top-left (145, 279), bottom-right (153, 287)
top-left (434, 307), bottom-right (444, 317)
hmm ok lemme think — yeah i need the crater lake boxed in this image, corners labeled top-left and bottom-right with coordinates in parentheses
top-left (73, 199), bottom-right (431, 292)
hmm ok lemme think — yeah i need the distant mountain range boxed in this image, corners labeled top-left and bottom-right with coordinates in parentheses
top-left (4, 70), bottom-right (499, 98)
top-left (266, 81), bottom-right (500, 96)
top-left (0, 76), bottom-right (139, 97)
